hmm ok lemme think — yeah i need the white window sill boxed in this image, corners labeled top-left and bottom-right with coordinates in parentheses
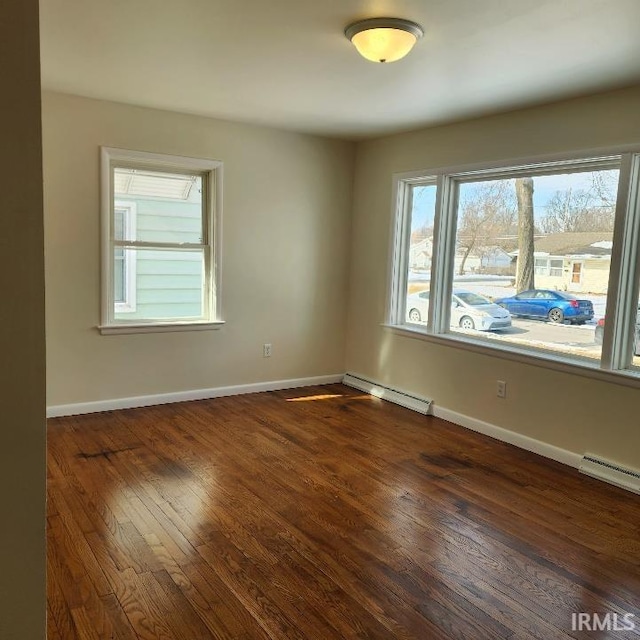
top-left (383, 323), bottom-right (640, 389)
top-left (98, 321), bottom-right (225, 335)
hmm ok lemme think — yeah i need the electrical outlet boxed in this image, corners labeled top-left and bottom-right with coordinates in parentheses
top-left (263, 343), bottom-right (272, 358)
top-left (496, 380), bottom-right (507, 398)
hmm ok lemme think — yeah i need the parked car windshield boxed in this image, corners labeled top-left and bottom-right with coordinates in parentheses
top-left (555, 291), bottom-right (577, 300)
top-left (455, 291), bottom-right (491, 306)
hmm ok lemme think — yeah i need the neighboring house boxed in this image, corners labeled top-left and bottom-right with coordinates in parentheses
top-left (510, 232), bottom-right (613, 294)
top-left (409, 237), bottom-right (433, 271)
top-left (477, 246), bottom-right (513, 273)
top-left (454, 245), bottom-right (513, 275)
top-left (412, 233), bottom-right (611, 291)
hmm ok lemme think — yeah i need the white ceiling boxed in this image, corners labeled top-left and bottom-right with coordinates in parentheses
top-left (39, 0), bottom-right (640, 139)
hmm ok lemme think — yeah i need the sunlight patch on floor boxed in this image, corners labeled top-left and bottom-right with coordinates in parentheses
top-left (286, 394), bottom-right (344, 402)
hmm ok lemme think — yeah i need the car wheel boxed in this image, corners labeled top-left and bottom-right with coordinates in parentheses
top-left (548, 308), bottom-right (564, 323)
top-left (459, 316), bottom-right (475, 330)
top-left (408, 308), bottom-right (421, 322)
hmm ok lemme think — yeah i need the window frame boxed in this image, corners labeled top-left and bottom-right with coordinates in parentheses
top-left (113, 201), bottom-right (137, 314)
top-left (534, 257), bottom-right (550, 276)
top-left (99, 147), bottom-right (224, 335)
top-left (387, 145), bottom-right (640, 386)
top-left (549, 259), bottom-right (564, 277)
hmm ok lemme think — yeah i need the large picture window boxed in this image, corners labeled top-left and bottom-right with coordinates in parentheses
top-left (100, 148), bottom-right (223, 334)
top-left (390, 151), bottom-right (640, 380)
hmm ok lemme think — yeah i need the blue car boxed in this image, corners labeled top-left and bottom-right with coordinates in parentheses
top-left (494, 289), bottom-right (594, 324)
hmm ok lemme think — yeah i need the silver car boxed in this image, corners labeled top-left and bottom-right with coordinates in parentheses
top-left (407, 288), bottom-right (512, 331)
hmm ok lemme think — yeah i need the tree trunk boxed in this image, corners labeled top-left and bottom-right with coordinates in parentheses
top-left (458, 245), bottom-right (472, 276)
top-left (515, 178), bottom-right (535, 293)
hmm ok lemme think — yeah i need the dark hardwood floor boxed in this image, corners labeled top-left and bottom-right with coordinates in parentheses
top-left (47, 383), bottom-right (640, 639)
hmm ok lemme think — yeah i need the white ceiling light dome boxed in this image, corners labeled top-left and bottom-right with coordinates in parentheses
top-left (345, 17), bottom-right (424, 63)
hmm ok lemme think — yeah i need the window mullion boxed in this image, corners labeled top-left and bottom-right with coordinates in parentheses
top-left (429, 175), bottom-right (458, 334)
top-left (602, 153), bottom-right (640, 370)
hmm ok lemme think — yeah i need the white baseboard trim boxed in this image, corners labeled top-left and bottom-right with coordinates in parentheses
top-left (343, 372), bottom-right (581, 470)
top-left (431, 405), bottom-right (582, 469)
top-left (342, 373), bottom-right (432, 414)
top-left (46, 374), bottom-right (345, 418)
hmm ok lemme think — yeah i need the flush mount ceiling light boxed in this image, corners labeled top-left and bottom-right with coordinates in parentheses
top-left (344, 17), bottom-right (424, 63)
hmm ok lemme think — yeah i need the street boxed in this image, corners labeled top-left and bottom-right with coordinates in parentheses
top-left (495, 317), bottom-right (598, 347)
top-left (473, 316), bottom-right (601, 358)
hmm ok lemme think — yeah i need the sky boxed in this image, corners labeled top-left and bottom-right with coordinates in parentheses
top-left (411, 169), bottom-right (619, 231)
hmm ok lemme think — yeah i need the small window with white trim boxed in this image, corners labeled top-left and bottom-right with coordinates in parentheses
top-left (100, 148), bottom-right (223, 334)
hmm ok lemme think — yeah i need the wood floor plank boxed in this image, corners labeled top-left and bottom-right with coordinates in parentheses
top-left (48, 384), bottom-right (640, 639)
top-left (47, 603), bottom-right (64, 640)
top-left (47, 571), bottom-right (77, 640)
top-left (181, 559), bottom-right (273, 639)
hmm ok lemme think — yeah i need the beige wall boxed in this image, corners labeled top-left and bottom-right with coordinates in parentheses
top-left (347, 86), bottom-right (640, 470)
top-left (43, 92), bottom-right (354, 406)
top-left (0, 1), bottom-right (46, 638)
top-left (43, 87), bottom-right (640, 470)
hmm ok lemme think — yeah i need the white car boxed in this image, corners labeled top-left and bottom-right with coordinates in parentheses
top-left (406, 289), bottom-right (512, 331)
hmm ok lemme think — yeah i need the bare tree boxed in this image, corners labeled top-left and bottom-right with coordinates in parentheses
top-left (539, 171), bottom-right (617, 233)
top-left (540, 188), bottom-right (615, 233)
top-left (515, 178), bottom-right (535, 292)
top-left (457, 181), bottom-right (516, 275)
top-left (591, 169), bottom-right (618, 207)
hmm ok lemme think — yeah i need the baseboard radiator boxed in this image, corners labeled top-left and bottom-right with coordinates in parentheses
top-left (579, 454), bottom-right (640, 494)
top-left (342, 374), bottom-right (432, 415)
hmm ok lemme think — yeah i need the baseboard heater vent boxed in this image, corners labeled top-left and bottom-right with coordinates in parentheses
top-left (342, 373), bottom-right (432, 415)
top-left (579, 453), bottom-right (640, 494)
